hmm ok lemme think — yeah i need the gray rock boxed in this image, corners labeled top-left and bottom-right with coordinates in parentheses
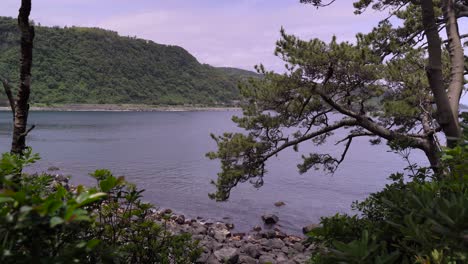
top-left (270, 239), bottom-right (285, 249)
top-left (175, 214), bottom-right (185, 225)
top-left (206, 254), bottom-right (221, 264)
top-left (292, 254), bottom-right (308, 263)
top-left (244, 244), bottom-right (261, 259)
top-left (191, 223), bottom-right (207, 235)
top-left (162, 208), bottom-right (172, 215)
top-left (234, 241), bottom-right (243, 248)
top-left (239, 255), bottom-right (258, 264)
top-left (262, 214), bottom-right (279, 225)
top-left (213, 229), bottom-right (231, 242)
top-left (276, 231), bottom-right (287, 239)
top-left (252, 225), bottom-right (262, 232)
top-left (262, 230), bottom-right (277, 239)
top-left (214, 247), bottom-right (239, 263)
top-left (196, 252), bottom-right (211, 263)
top-left (274, 201), bottom-right (285, 207)
top-left (259, 254), bottom-right (276, 264)
top-left (302, 224), bottom-right (320, 234)
top-left (292, 243), bottom-right (305, 252)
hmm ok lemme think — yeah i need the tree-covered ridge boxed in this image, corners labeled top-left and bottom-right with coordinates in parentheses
top-left (0, 16), bottom-right (254, 105)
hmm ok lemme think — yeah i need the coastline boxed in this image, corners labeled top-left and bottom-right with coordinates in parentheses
top-left (0, 104), bottom-right (241, 112)
top-left (51, 175), bottom-right (315, 263)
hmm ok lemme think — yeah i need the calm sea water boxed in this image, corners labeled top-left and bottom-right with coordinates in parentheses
top-left (0, 111), bottom-right (426, 234)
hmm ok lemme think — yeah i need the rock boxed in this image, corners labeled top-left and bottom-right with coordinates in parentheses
top-left (261, 230), bottom-right (277, 239)
top-left (192, 234), bottom-right (204, 241)
top-left (274, 201), bottom-right (286, 207)
top-left (214, 247), bottom-right (239, 263)
top-left (206, 254), bottom-right (221, 264)
top-left (276, 252), bottom-right (288, 262)
top-left (252, 225), bottom-right (262, 232)
top-left (292, 242), bottom-right (305, 252)
top-left (212, 229), bottom-right (231, 242)
top-left (259, 254), bottom-right (276, 264)
top-left (244, 244), bottom-right (261, 259)
top-left (275, 231), bottom-right (287, 239)
top-left (292, 254), bottom-right (308, 263)
top-left (233, 241), bottom-right (243, 248)
top-left (48, 166), bottom-right (60, 171)
top-left (232, 232), bottom-right (246, 239)
top-left (196, 252), bottom-right (211, 263)
top-left (270, 239), bottom-right (285, 249)
top-left (277, 261), bottom-right (295, 264)
top-left (191, 223), bottom-right (207, 235)
top-left (175, 214), bottom-right (185, 225)
top-left (262, 214), bottom-right (279, 225)
top-left (162, 208), bottom-right (172, 215)
top-left (302, 224), bottom-right (320, 234)
top-left (239, 255), bottom-right (257, 264)
top-left (226, 223), bottom-right (235, 230)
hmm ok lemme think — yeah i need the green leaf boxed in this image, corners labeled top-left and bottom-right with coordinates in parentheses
top-left (0, 197), bottom-right (14, 203)
top-left (50, 216), bottom-right (64, 227)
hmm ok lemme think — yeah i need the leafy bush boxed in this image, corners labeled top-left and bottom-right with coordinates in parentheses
top-left (0, 149), bottom-right (201, 263)
top-left (308, 120), bottom-right (468, 263)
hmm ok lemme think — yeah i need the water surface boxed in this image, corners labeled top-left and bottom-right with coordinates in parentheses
top-left (0, 111), bottom-right (426, 234)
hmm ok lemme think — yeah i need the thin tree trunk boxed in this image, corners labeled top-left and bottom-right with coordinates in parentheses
top-left (443, 0), bottom-right (465, 118)
top-left (420, 0), bottom-right (461, 148)
top-left (11, 0), bottom-right (34, 155)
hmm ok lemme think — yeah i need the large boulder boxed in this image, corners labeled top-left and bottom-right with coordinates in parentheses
top-left (262, 214), bottom-right (279, 225)
top-left (244, 244), bottom-right (261, 259)
top-left (213, 247), bottom-right (239, 263)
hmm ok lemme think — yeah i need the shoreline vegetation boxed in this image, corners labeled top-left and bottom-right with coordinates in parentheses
top-left (50, 174), bottom-right (313, 263)
top-left (0, 104), bottom-right (241, 112)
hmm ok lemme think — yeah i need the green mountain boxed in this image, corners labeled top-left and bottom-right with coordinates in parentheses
top-left (0, 17), bottom-right (255, 105)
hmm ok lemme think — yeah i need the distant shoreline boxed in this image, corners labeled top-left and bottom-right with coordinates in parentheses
top-left (0, 104), bottom-right (241, 112)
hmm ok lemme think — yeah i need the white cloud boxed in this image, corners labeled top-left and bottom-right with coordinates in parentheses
top-left (98, 3), bottom-right (384, 71)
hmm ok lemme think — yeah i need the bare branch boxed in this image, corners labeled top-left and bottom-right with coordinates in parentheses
top-left (1, 78), bottom-right (15, 116)
top-left (19, 124), bottom-right (35, 138)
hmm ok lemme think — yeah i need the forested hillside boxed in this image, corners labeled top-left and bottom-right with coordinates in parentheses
top-left (0, 17), bottom-right (255, 105)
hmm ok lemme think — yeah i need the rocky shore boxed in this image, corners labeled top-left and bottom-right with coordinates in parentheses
top-left (51, 173), bottom-right (316, 263)
top-left (150, 209), bottom-right (315, 264)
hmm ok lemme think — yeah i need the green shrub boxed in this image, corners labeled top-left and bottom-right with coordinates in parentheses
top-left (308, 123), bottom-right (468, 263)
top-left (0, 149), bottom-right (201, 263)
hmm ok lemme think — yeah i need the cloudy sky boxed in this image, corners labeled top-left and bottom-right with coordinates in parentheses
top-left (1, 0), bottom-right (467, 103)
top-left (0, 0), bottom-right (387, 70)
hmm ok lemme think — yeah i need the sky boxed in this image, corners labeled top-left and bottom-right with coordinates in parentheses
top-left (1, 0), bottom-right (467, 104)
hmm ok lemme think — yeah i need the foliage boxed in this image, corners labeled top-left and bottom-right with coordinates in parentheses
top-left (307, 130), bottom-right (468, 264)
top-left (207, 0), bottom-right (467, 201)
top-left (0, 17), bottom-right (255, 106)
top-left (0, 151), bottom-right (200, 263)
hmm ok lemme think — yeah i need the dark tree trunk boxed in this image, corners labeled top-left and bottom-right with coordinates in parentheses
top-left (11, 0), bottom-right (34, 155)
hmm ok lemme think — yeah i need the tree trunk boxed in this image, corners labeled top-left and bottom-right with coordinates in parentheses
top-left (443, 0), bottom-right (465, 118)
top-left (420, 0), bottom-right (461, 148)
top-left (11, 0), bottom-right (34, 155)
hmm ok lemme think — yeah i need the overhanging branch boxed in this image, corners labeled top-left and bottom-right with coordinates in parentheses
top-left (262, 118), bottom-right (359, 162)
